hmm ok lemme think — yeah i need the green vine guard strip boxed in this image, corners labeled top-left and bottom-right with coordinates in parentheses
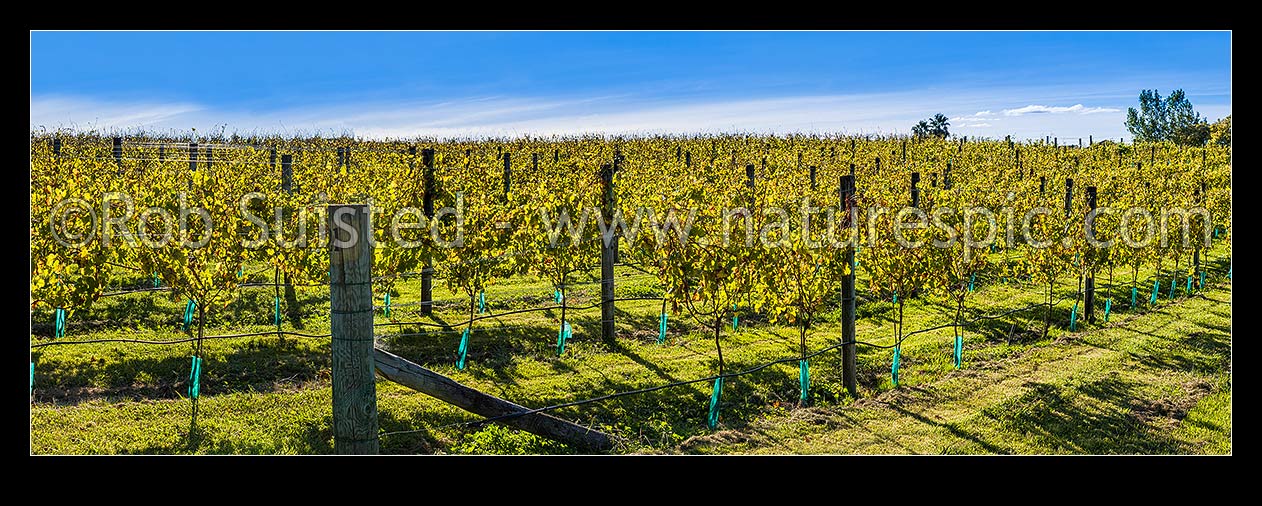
top-left (953, 335), bottom-right (963, 369)
top-left (556, 321), bottom-right (572, 356)
top-left (456, 328), bottom-right (470, 370)
top-left (657, 313), bottom-right (668, 344)
top-left (187, 356), bottom-right (202, 399)
top-left (891, 347), bottom-right (901, 387)
top-left (478, 291), bottom-right (486, 314)
top-left (182, 300), bottom-right (196, 332)
top-left (1169, 278), bottom-right (1177, 299)
top-left (799, 359), bottom-right (810, 402)
top-left (274, 297), bottom-right (281, 332)
top-left (384, 292), bottom-right (391, 317)
top-left (1104, 298), bottom-right (1112, 322)
top-left (1069, 303), bottom-right (1078, 331)
top-left (1150, 281), bottom-right (1159, 305)
top-left (53, 308), bottom-right (66, 339)
top-left (707, 376), bottom-right (724, 429)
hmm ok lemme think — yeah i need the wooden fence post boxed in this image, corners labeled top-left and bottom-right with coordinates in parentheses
top-left (329, 203), bottom-right (379, 454)
top-left (421, 148), bottom-right (436, 316)
top-left (600, 163), bottom-right (616, 344)
top-left (1064, 178), bottom-right (1074, 218)
top-left (910, 172), bottom-right (920, 208)
top-left (189, 142), bottom-right (198, 172)
top-left (840, 175), bottom-right (858, 396)
top-left (1084, 186), bottom-right (1097, 323)
top-left (503, 152), bottom-right (512, 195)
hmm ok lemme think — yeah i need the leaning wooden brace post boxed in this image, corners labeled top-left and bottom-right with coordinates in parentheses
top-left (840, 174), bottom-right (858, 396)
top-left (1084, 186), bottom-right (1097, 323)
top-left (373, 349), bottom-right (613, 451)
top-left (600, 162), bottom-right (616, 344)
top-left (421, 148), bottom-right (436, 316)
top-left (328, 204), bottom-right (379, 454)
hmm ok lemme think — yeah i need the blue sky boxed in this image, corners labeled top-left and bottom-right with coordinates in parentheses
top-left (30, 31), bottom-right (1231, 140)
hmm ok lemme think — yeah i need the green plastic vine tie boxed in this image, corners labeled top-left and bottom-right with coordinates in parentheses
top-left (1069, 303), bottom-right (1078, 331)
top-left (954, 335), bottom-right (963, 369)
top-left (1131, 287), bottom-right (1138, 309)
top-left (187, 356), bottom-right (202, 399)
top-left (384, 292), bottom-right (391, 317)
top-left (1200, 271), bottom-right (1207, 290)
top-left (799, 359), bottom-right (810, 402)
top-left (274, 296), bottom-right (282, 331)
top-left (554, 289), bottom-right (563, 304)
top-left (969, 272), bottom-right (976, 292)
top-left (658, 313), bottom-right (668, 344)
top-left (707, 376), bottom-right (724, 429)
top-left (478, 291), bottom-right (486, 314)
top-left (1169, 278), bottom-right (1177, 299)
top-left (30, 362), bottom-right (34, 395)
top-left (1104, 298), bottom-right (1112, 322)
top-left (1150, 280), bottom-right (1159, 305)
top-left (891, 347), bottom-right (901, 387)
top-left (892, 292), bottom-right (898, 304)
top-left (182, 300), bottom-right (196, 332)
top-left (456, 328), bottom-right (470, 370)
top-left (731, 305), bottom-right (738, 331)
top-left (152, 272), bottom-right (159, 288)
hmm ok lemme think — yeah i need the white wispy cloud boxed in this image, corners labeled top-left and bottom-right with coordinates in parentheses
top-left (29, 91), bottom-right (1158, 141)
top-left (1002, 104), bottom-right (1121, 116)
top-left (30, 96), bottom-right (204, 132)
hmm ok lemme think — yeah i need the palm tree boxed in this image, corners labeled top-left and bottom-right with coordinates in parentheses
top-left (929, 113), bottom-right (950, 138)
top-left (912, 114), bottom-right (951, 139)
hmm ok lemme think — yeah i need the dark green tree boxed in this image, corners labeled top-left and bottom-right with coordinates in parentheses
top-left (1126, 89), bottom-right (1210, 146)
top-left (912, 113), bottom-right (950, 139)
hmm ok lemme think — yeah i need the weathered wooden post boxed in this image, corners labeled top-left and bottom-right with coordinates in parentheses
top-left (421, 148), bottom-right (436, 316)
top-left (1084, 186), bottom-right (1098, 323)
top-left (328, 204), bottom-right (379, 454)
top-left (600, 163), bottom-right (616, 344)
top-left (840, 175), bottom-right (858, 396)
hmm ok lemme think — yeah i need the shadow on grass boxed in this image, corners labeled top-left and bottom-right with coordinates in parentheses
top-left (32, 338), bottom-right (331, 406)
top-left (979, 376), bottom-right (1181, 454)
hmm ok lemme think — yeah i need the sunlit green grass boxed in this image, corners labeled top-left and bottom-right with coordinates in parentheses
top-left (30, 242), bottom-right (1231, 454)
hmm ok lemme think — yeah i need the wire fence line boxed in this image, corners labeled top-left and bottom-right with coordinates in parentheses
top-left (377, 283), bottom-right (1231, 440)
